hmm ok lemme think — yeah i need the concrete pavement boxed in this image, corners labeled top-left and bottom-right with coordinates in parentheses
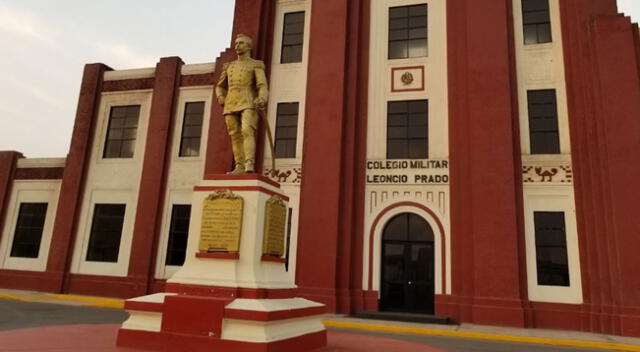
top-left (1, 288), bottom-right (639, 351)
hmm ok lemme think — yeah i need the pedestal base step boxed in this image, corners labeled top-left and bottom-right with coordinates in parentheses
top-left (117, 292), bottom-right (327, 352)
top-left (353, 311), bottom-right (450, 325)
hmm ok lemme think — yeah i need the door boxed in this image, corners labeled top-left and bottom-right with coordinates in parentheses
top-left (380, 213), bottom-right (435, 314)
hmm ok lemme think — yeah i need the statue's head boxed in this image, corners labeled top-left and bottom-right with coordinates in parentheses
top-left (234, 34), bottom-right (253, 56)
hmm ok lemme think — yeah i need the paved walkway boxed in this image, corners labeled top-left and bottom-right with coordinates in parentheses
top-left (1, 289), bottom-right (640, 351)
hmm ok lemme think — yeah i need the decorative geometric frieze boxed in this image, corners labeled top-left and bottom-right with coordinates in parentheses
top-left (522, 162), bottom-right (573, 184)
top-left (263, 165), bottom-right (302, 184)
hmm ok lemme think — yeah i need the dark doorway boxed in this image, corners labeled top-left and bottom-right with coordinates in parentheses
top-left (380, 213), bottom-right (435, 314)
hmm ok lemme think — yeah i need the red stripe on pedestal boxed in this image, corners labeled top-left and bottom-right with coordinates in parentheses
top-left (261, 255), bottom-right (286, 263)
top-left (224, 306), bottom-right (325, 321)
top-left (196, 252), bottom-right (240, 260)
top-left (193, 185), bottom-right (289, 201)
top-left (203, 173), bottom-right (281, 188)
top-left (164, 283), bottom-right (298, 299)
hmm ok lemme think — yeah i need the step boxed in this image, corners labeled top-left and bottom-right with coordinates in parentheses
top-left (352, 311), bottom-right (450, 325)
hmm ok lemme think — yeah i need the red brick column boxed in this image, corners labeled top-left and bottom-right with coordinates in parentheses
top-left (446, 0), bottom-right (525, 327)
top-left (0, 151), bottom-right (22, 245)
top-left (560, 0), bottom-right (640, 336)
top-left (46, 63), bottom-right (111, 292)
top-left (295, 0), bottom-right (349, 312)
top-left (127, 57), bottom-right (183, 295)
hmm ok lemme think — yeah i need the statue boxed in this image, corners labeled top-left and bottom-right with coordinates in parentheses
top-left (215, 34), bottom-right (269, 174)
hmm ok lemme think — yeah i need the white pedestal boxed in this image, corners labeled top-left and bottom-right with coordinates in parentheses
top-left (117, 174), bottom-right (326, 352)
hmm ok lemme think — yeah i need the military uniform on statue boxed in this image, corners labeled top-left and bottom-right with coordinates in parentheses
top-left (116, 34), bottom-right (327, 352)
top-left (215, 34), bottom-right (269, 174)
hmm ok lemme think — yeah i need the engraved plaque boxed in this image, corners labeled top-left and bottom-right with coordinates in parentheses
top-left (199, 190), bottom-right (243, 253)
top-left (262, 195), bottom-right (287, 256)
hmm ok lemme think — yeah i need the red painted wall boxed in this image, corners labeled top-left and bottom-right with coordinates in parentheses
top-left (560, 0), bottom-right (640, 336)
top-left (445, 0), bottom-right (525, 327)
top-left (45, 63), bottom-right (111, 293)
top-left (127, 57), bottom-right (183, 296)
top-left (295, 0), bottom-right (349, 312)
top-left (0, 151), bottom-right (22, 247)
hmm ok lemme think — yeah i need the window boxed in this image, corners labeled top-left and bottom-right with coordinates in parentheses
top-left (179, 102), bottom-right (205, 157)
top-left (388, 4), bottom-right (428, 59)
top-left (281, 11), bottom-right (305, 63)
top-left (528, 90), bottom-right (560, 154)
top-left (103, 105), bottom-right (140, 158)
top-left (387, 100), bottom-right (428, 159)
top-left (10, 203), bottom-right (48, 258)
top-left (534, 211), bottom-right (570, 286)
top-left (86, 204), bottom-right (126, 263)
top-left (274, 103), bottom-right (299, 158)
top-left (165, 205), bottom-right (191, 266)
top-left (522, 0), bottom-right (552, 44)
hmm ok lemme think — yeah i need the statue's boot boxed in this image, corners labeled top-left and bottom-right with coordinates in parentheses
top-left (227, 130), bottom-right (246, 175)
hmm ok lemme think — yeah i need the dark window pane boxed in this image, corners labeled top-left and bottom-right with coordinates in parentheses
top-left (179, 102), bottom-right (205, 157)
top-left (522, 0), bottom-right (552, 44)
top-left (103, 105), bottom-right (140, 158)
top-left (86, 204), bottom-right (126, 263)
top-left (528, 90), bottom-right (560, 154)
top-left (281, 11), bottom-right (305, 64)
top-left (10, 203), bottom-right (48, 258)
top-left (537, 24), bottom-right (552, 43)
top-left (534, 211), bottom-right (570, 286)
top-left (408, 39), bottom-right (428, 57)
top-left (387, 100), bottom-right (428, 159)
top-left (408, 214), bottom-right (433, 242)
top-left (389, 29), bottom-right (408, 41)
top-left (389, 4), bottom-right (428, 59)
top-left (165, 205), bottom-right (191, 266)
top-left (274, 102), bottom-right (299, 158)
top-left (383, 214), bottom-right (409, 241)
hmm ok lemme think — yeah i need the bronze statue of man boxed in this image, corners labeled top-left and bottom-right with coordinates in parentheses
top-left (215, 34), bottom-right (269, 174)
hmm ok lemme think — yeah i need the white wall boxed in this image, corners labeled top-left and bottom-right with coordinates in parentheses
top-left (69, 89), bottom-right (153, 277)
top-left (364, 0), bottom-right (450, 295)
top-left (259, 0), bottom-right (312, 282)
top-left (155, 85), bottom-right (212, 279)
top-left (512, 0), bottom-right (583, 303)
top-left (0, 179), bottom-right (61, 272)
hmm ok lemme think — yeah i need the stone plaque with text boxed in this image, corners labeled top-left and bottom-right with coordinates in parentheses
top-left (199, 190), bottom-right (243, 253)
top-left (262, 195), bottom-right (287, 257)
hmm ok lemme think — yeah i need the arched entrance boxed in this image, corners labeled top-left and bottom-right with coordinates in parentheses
top-left (380, 213), bottom-right (435, 313)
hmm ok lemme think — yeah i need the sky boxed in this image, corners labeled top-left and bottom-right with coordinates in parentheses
top-left (0, 0), bottom-right (639, 158)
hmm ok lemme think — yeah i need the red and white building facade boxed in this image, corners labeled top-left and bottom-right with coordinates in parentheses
top-left (1, 0), bottom-right (640, 337)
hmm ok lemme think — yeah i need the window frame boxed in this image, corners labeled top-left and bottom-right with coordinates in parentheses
top-left (85, 204), bottom-right (126, 263)
top-left (280, 11), bottom-right (306, 64)
top-left (388, 3), bottom-right (429, 60)
top-left (178, 101), bottom-right (205, 157)
top-left (533, 211), bottom-right (570, 287)
top-left (103, 105), bottom-right (141, 159)
top-left (165, 204), bottom-right (191, 266)
top-left (521, 0), bottom-right (552, 45)
top-left (527, 89), bottom-right (560, 155)
top-left (9, 203), bottom-right (48, 259)
top-left (274, 102), bottom-right (300, 159)
top-left (386, 100), bottom-right (429, 159)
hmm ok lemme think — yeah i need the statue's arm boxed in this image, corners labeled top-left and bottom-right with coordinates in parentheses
top-left (215, 63), bottom-right (229, 105)
top-left (254, 62), bottom-right (269, 107)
